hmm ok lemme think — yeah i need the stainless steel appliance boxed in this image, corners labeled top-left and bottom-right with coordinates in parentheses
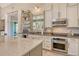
top-left (52, 18), bottom-right (67, 27)
top-left (52, 37), bottom-right (68, 52)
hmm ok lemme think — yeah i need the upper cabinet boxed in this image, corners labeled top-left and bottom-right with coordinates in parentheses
top-left (52, 4), bottom-right (59, 19)
top-left (67, 4), bottom-right (79, 27)
top-left (59, 4), bottom-right (67, 19)
top-left (52, 4), bottom-right (58, 19)
top-left (52, 4), bottom-right (67, 19)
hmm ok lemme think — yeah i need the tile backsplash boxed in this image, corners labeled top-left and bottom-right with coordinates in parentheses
top-left (68, 28), bottom-right (79, 34)
top-left (52, 27), bottom-right (79, 34)
top-left (52, 27), bottom-right (69, 33)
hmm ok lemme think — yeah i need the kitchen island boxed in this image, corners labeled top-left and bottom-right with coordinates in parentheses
top-left (0, 36), bottom-right (43, 56)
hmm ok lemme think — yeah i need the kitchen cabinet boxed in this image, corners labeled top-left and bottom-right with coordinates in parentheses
top-left (24, 43), bottom-right (42, 56)
top-left (68, 38), bottom-right (79, 56)
top-left (67, 4), bottom-right (79, 27)
top-left (59, 4), bottom-right (67, 18)
top-left (45, 10), bottom-right (52, 27)
top-left (29, 43), bottom-right (42, 56)
top-left (52, 4), bottom-right (67, 19)
top-left (43, 36), bottom-right (52, 50)
top-left (52, 4), bottom-right (59, 19)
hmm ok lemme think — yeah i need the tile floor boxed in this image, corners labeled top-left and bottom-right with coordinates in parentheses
top-left (42, 49), bottom-right (67, 56)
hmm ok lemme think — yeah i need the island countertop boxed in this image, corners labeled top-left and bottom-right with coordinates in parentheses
top-left (0, 37), bottom-right (44, 56)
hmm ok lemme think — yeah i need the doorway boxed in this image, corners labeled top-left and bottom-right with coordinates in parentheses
top-left (10, 22), bottom-right (18, 36)
top-left (6, 11), bottom-right (18, 37)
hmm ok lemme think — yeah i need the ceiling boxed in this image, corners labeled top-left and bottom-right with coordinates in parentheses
top-left (0, 3), bottom-right (11, 8)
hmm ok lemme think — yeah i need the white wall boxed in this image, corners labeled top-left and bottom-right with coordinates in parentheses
top-left (0, 3), bottom-right (52, 36)
top-left (0, 3), bottom-right (52, 19)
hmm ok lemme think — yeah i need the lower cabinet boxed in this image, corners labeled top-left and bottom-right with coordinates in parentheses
top-left (25, 43), bottom-right (42, 56)
top-left (68, 38), bottom-right (79, 56)
top-left (24, 53), bottom-right (29, 56)
top-left (29, 44), bottom-right (42, 56)
top-left (43, 36), bottom-right (52, 50)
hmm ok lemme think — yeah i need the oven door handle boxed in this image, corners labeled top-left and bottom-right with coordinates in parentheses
top-left (66, 40), bottom-right (69, 51)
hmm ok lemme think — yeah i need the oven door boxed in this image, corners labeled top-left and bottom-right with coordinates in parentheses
top-left (52, 38), bottom-right (67, 52)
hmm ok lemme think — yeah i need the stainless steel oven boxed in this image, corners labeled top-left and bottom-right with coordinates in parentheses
top-left (52, 37), bottom-right (68, 52)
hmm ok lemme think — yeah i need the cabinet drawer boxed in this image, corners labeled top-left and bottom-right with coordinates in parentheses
top-left (43, 42), bottom-right (52, 50)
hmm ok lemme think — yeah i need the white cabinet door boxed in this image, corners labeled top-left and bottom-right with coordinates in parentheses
top-left (52, 4), bottom-right (67, 19)
top-left (67, 5), bottom-right (78, 27)
top-left (59, 4), bottom-right (67, 18)
top-left (45, 10), bottom-right (52, 27)
top-left (30, 44), bottom-right (42, 56)
top-left (68, 38), bottom-right (79, 56)
top-left (52, 4), bottom-right (59, 19)
top-left (43, 36), bottom-right (52, 50)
